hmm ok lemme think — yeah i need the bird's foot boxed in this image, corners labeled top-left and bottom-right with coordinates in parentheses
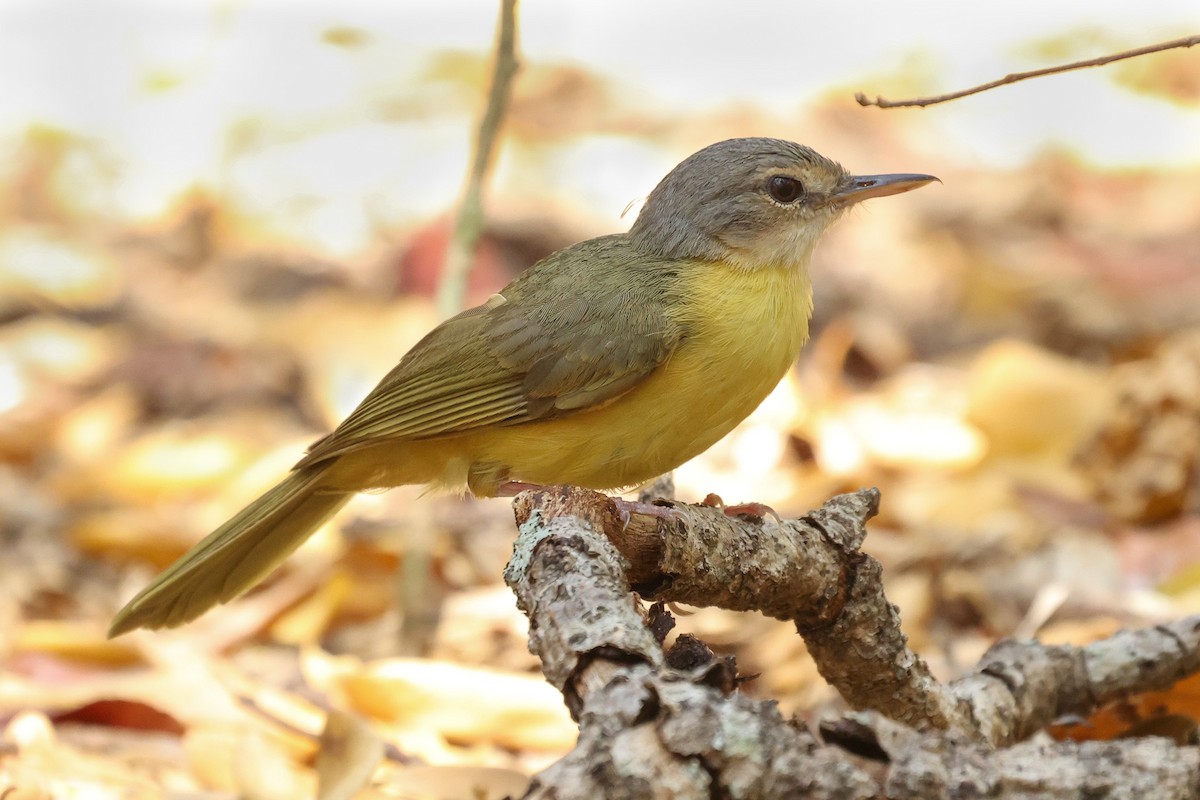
top-left (701, 493), bottom-right (782, 523)
top-left (495, 480), bottom-right (546, 497)
top-left (613, 497), bottom-right (680, 527)
top-left (495, 482), bottom-right (678, 527)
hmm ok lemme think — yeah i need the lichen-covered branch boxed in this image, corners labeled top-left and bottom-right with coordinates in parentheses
top-left (609, 487), bottom-right (968, 732)
top-left (505, 485), bottom-right (1200, 798)
top-left (593, 486), bottom-right (1200, 746)
top-left (951, 618), bottom-right (1200, 746)
top-left (826, 712), bottom-right (1200, 799)
top-left (505, 487), bottom-right (882, 799)
top-left (504, 487), bottom-right (663, 715)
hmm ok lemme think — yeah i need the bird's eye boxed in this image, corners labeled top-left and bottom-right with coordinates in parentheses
top-left (766, 175), bottom-right (804, 204)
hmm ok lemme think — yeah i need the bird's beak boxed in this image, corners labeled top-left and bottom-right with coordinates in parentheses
top-left (832, 173), bottom-right (939, 206)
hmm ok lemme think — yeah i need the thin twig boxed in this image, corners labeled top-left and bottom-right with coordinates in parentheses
top-left (856, 33), bottom-right (1200, 109)
top-left (409, 0), bottom-right (519, 655)
top-left (435, 0), bottom-right (520, 317)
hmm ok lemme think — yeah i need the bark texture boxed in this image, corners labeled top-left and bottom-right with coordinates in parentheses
top-left (504, 485), bottom-right (1200, 799)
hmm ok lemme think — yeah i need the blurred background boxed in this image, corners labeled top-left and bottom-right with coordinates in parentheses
top-left (1, 0), bottom-right (1199, 796)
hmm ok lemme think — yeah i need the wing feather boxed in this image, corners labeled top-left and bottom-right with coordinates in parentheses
top-left (298, 236), bottom-right (683, 467)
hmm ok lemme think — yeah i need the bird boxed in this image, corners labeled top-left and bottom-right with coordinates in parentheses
top-left (109, 137), bottom-right (936, 636)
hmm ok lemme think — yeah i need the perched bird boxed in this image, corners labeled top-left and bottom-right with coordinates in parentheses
top-left (109, 137), bottom-right (935, 636)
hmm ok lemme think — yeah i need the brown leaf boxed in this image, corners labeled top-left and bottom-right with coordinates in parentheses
top-left (315, 708), bottom-right (385, 800)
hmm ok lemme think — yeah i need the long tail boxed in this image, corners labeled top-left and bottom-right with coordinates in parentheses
top-left (108, 465), bottom-right (351, 637)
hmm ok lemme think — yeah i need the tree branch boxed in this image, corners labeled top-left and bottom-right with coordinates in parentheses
top-left (856, 34), bottom-right (1200, 109)
top-left (505, 487), bottom-right (882, 798)
top-left (825, 711), bottom-right (1200, 799)
top-left (504, 485), bottom-right (1200, 798)
top-left (594, 487), bottom-right (969, 732)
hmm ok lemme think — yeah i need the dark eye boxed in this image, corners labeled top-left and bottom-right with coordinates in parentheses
top-left (766, 175), bottom-right (804, 204)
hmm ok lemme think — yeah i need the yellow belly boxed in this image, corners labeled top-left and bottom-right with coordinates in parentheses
top-left (329, 261), bottom-right (813, 495)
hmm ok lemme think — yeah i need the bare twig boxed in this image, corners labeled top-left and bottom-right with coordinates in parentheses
top-left (406, 0), bottom-right (519, 656)
top-left (856, 34), bottom-right (1200, 109)
top-left (434, 0), bottom-right (520, 317)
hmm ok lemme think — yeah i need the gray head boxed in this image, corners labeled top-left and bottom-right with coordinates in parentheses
top-left (629, 137), bottom-right (935, 271)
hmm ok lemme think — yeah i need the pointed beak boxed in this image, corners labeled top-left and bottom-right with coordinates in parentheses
top-left (832, 173), bottom-right (939, 206)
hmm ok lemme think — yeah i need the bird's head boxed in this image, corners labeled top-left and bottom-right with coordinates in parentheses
top-left (630, 137), bottom-right (936, 272)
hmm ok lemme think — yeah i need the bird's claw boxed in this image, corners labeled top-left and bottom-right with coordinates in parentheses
top-left (613, 497), bottom-right (680, 528)
top-left (701, 493), bottom-right (782, 523)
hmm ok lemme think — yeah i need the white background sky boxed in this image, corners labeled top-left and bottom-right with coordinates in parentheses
top-left (0, 0), bottom-right (1196, 250)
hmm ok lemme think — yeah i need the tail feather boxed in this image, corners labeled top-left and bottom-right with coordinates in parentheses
top-left (108, 467), bottom-right (351, 637)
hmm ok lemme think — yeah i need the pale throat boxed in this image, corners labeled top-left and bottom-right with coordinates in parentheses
top-left (718, 216), bottom-right (836, 275)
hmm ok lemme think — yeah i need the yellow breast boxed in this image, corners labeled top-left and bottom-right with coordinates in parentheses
top-left (466, 260), bottom-right (814, 492)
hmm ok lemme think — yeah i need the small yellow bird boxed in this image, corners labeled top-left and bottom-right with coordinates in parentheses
top-left (109, 137), bottom-right (935, 636)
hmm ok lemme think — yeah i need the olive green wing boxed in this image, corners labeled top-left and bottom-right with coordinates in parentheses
top-left (298, 236), bottom-right (683, 466)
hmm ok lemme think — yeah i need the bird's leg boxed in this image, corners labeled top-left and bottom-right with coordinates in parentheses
top-left (494, 481), bottom-right (678, 527)
top-left (496, 482), bottom-right (776, 524)
top-left (494, 480), bottom-right (546, 497)
top-left (701, 493), bottom-right (782, 523)
top-left (612, 497), bottom-right (679, 526)
top-left (616, 471), bottom-right (681, 525)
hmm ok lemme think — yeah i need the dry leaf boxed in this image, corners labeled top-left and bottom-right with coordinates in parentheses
top-left (380, 764), bottom-right (530, 800)
top-left (13, 620), bottom-right (141, 667)
top-left (339, 658), bottom-right (576, 752)
top-left (233, 728), bottom-right (311, 800)
top-left (2, 710), bottom-right (161, 798)
top-left (1079, 329), bottom-right (1200, 523)
top-left (967, 339), bottom-right (1112, 462)
top-left (315, 708), bottom-right (385, 800)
